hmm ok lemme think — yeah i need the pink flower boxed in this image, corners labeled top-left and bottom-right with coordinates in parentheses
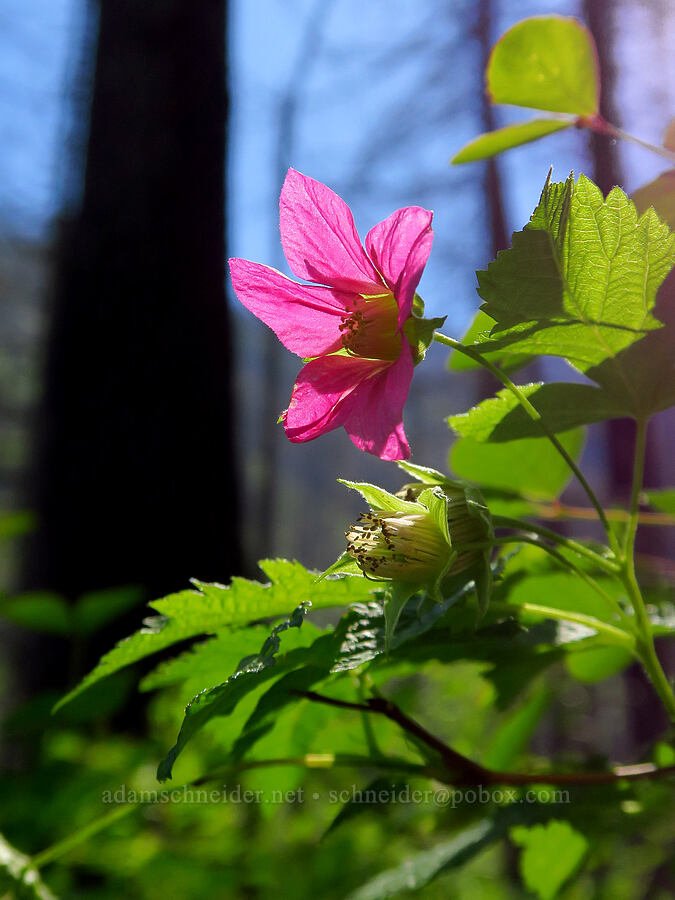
top-left (229, 169), bottom-right (433, 461)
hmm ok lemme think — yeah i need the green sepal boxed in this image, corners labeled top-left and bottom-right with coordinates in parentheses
top-left (396, 460), bottom-right (448, 484)
top-left (318, 551), bottom-right (364, 581)
top-left (418, 487), bottom-right (452, 548)
top-left (384, 582), bottom-right (417, 651)
top-left (403, 294), bottom-right (446, 365)
top-left (338, 479), bottom-right (421, 514)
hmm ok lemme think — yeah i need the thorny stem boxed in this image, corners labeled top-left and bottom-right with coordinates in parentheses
top-left (298, 692), bottom-right (675, 787)
top-left (621, 419), bottom-right (675, 721)
top-left (433, 332), bottom-right (615, 547)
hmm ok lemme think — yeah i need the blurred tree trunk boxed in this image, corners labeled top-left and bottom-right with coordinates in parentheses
top-left (476, 0), bottom-right (508, 260)
top-left (23, 0), bottom-right (240, 679)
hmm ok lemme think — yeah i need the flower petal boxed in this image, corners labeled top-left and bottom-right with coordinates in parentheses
top-left (283, 355), bottom-right (387, 443)
top-left (365, 207), bottom-right (433, 328)
top-left (343, 341), bottom-right (414, 460)
top-left (280, 169), bottom-right (383, 294)
top-left (229, 258), bottom-right (352, 357)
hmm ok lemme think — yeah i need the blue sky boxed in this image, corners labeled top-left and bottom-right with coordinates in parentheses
top-left (3, 0), bottom-right (673, 330)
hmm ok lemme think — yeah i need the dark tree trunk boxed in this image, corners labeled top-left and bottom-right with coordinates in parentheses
top-left (476, 0), bottom-right (508, 259)
top-left (24, 0), bottom-right (240, 632)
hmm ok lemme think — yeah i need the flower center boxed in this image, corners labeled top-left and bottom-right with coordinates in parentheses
top-left (338, 293), bottom-right (400, 360)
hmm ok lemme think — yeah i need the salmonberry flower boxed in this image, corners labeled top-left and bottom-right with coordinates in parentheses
top-left (229, 169), bottom-right (438, 460)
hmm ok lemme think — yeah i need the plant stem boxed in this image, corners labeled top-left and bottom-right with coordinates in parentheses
top-left (32, 804), bottom-right (136, 869)
top-left (603, 121), bottom-right (675, 164)
top-left (433, 332), bottom-right (615, 547)
top-left (493, 515), bottom-right (619, 573)
top-left (621, 419), bottom-right (675, 720)
top-left (531, 501), bottom-right (675, 527)
top-left (489, 601), bottom-right (634, 649)
top-left (456, 534), bottom-right (627, 625)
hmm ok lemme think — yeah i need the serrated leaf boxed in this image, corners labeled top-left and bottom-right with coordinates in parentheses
top-left (346, 821), bottom-right (497, 900)
top-left (475, 173), bottom-right (675, 416)
top-left (450, 428), bottom-right (584, 501)
top-left (139, 627), bottom-right (273, 692)
top-left (449, 382), bottom-right (624, 442)
top-left (157, 602), bottom-right (312, 780)
top-left (452, 118), bottom-right (570, 164)
top-left (511, 820), bottom-right (588, 900)
top-left (56, 559), bottom-right (372, 711)
top-left (487, 16), bottom-right (599, 115)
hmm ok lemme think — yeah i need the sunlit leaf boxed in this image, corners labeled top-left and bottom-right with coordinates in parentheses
top-left (511, 819), bottom-right (588, 900)
top-left (487, 16), bottom-right (599, 115)
top-left (452, 118), bottom-right (570, 164)
top-left (450, 429), bottom-right (584, 501)
top-left (449, 383), bottom-right (623, 442)
top-left (474, 173), bottom-right (675, 417)
top-left (56, 559), bottom-right (373, 711)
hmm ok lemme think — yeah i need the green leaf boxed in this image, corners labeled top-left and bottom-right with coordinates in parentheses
top-left (644, 488), bottom-right (675, 514)
top-left (346, 821), bottom-right (497, 900)
top-left (449, 383), bottom-right (624, 442)
top-left (487, 16), bottom-right (599, 115)
top-left (475, 173), bottom-right (675, 416)
top-left (0, 510), bottom-right (36, 541)
top-left (483, 686), bottom-right (552, 770)
top-left (72, 586), bottom-right (144, 636)
top-left (511, 820), bottom-right (588, 900)
top-left (448, 310), bottom-right (533, 372)
top-left (565, 645), bottom-right (633, 683)
top-left (139, 627), bottom-right (272, 692)
top-left (56, 559), bottom-right (372, 711)
top-left (157, 602), bottom-right (313, 781)
top-left (0, 592), bottom-right (70, 635)
top-left (452, 118), bottom-right (570, 164)
top-left (323, 777), bottom-right (411, 838)
top-left (632, 169), bottom-right (675, 230)
top-left (0, 833), bottom-right (56, 900)
top-left (450, 428), bottom-right (584, 501)
top-left (504, 572), bottom-right (624, 623)
top-left (384, 583), bottom-right (417, 651)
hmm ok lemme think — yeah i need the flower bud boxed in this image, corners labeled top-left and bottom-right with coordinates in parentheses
top-left (346, 511), bottom-right (448, 582)
top-left (346, 481), bottom-right (492, 586)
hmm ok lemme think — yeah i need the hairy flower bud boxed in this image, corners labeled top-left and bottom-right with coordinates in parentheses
top-left (345, 481), bottom-right (491, 586)
top-left (346, 511), bottom-right (448, 582)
